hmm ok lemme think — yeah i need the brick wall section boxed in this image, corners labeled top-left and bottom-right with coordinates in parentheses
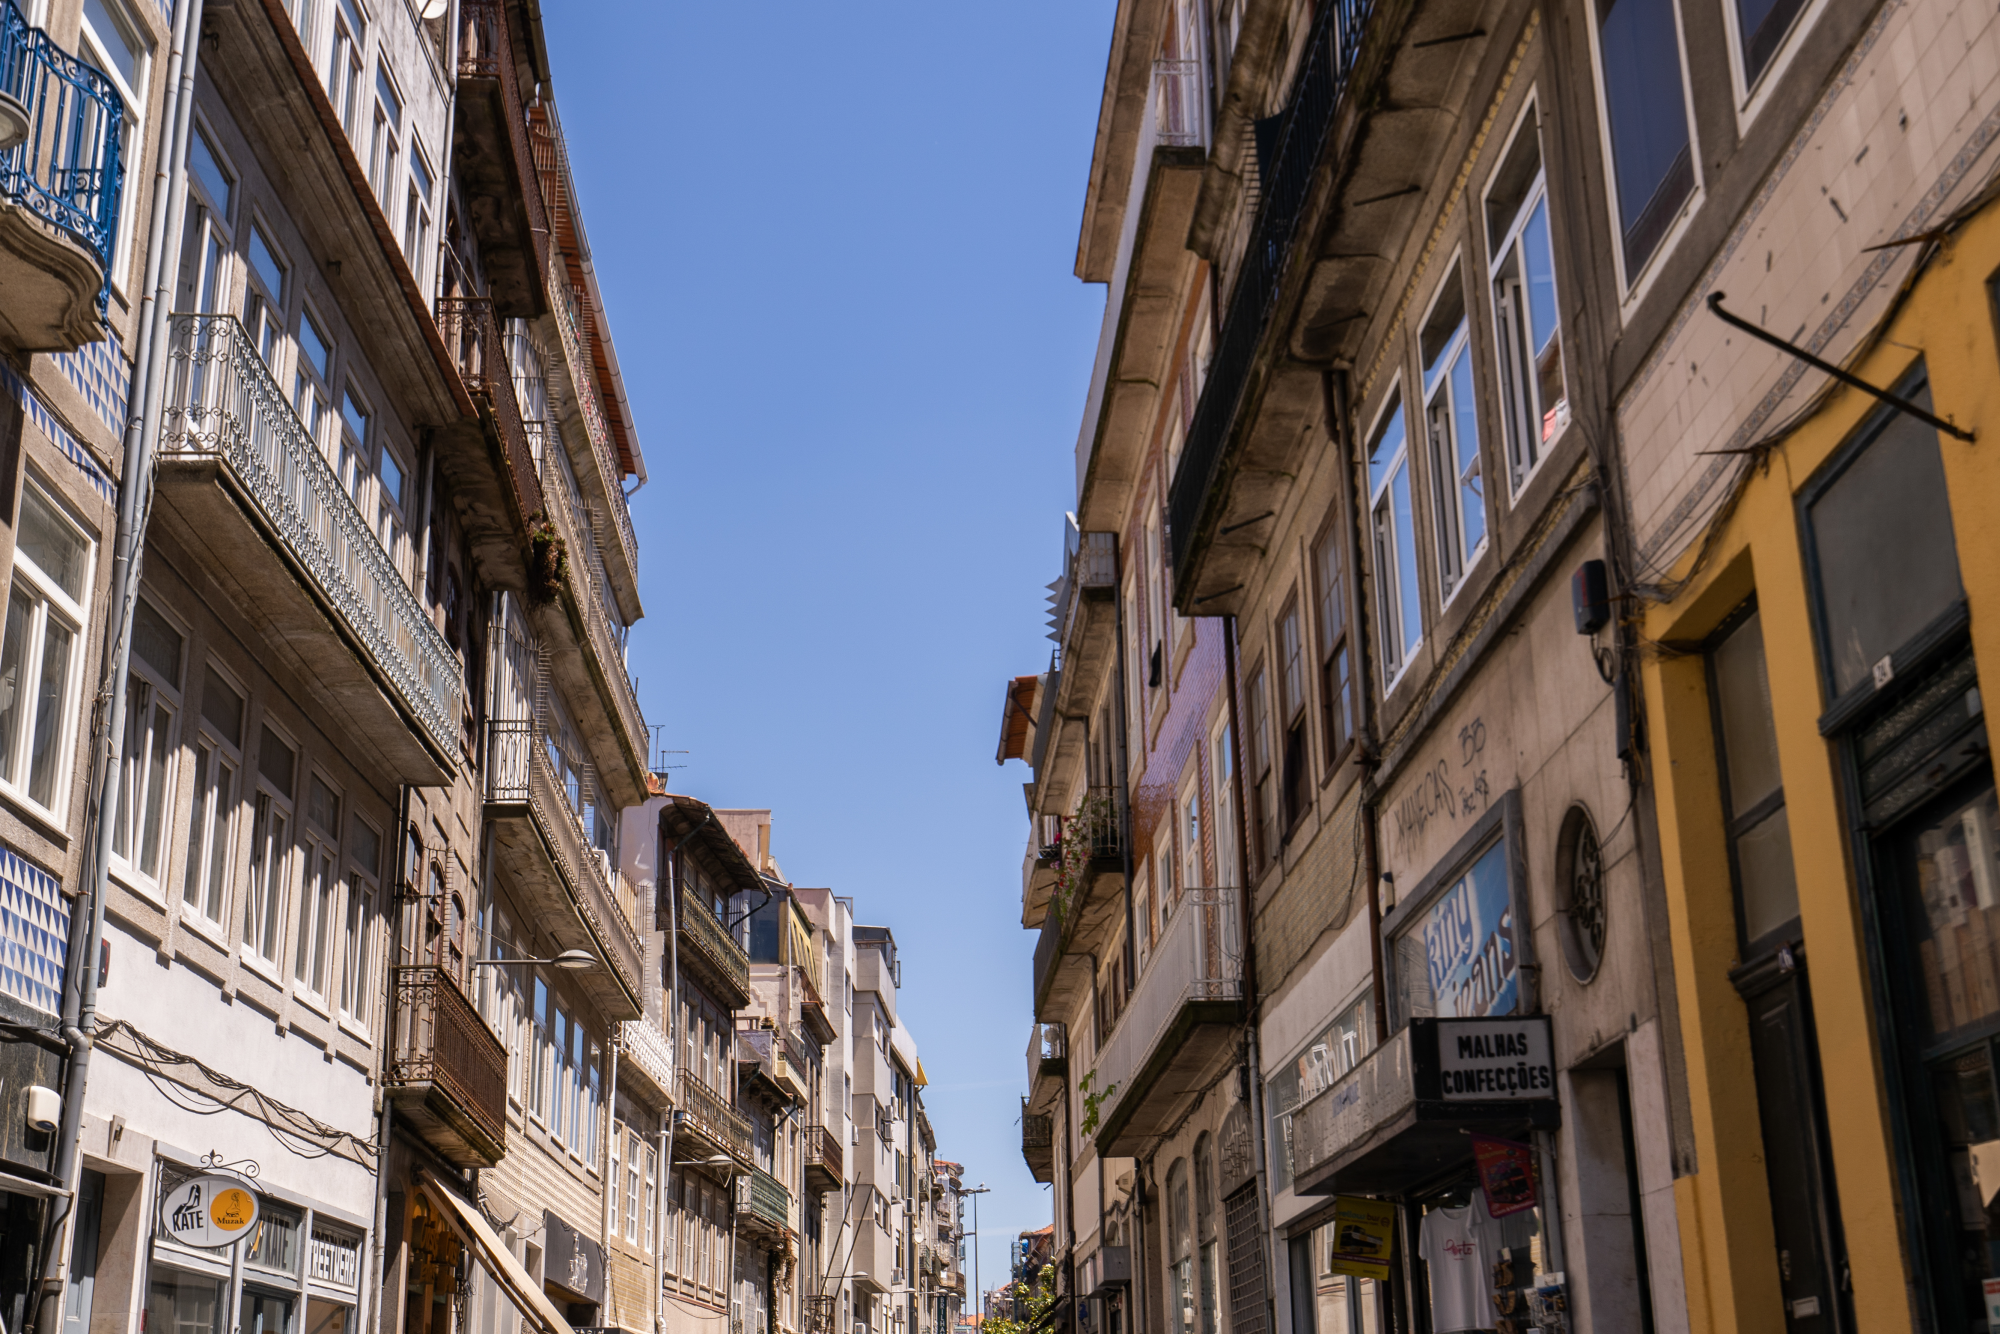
top-left (1251, 782), bottom-right (1363, 995)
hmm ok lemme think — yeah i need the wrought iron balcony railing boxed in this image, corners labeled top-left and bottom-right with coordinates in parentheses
top-left (455, 0), bottom-right (548, 279)
top-left (619, 1015), bottom-right (673, 1095)
top-left (676, 887), bottom-right (751, 1002)
top-left (676, 1069), bottom-right (752, 1166)
top-left (742, 1166), bottom-right (790, 1233)
top-left (437, 295), bottom-right (546, 524)
top-left (484, 716), bottom-right (644, 998)
top-left (1027, 1021), bottom-right (1068, 1088)
top-left (1166, 0), bottom-right (1377, 578)
top-left (386, 965), bottom-right (507, 1160)
top-left (805, 1296), bottom-right (837, 1334)
top-left (162, 314), bottom-right (460, 756)
top-left (0, 0), bottom-right (122, 288)
top-left (803, 1122), bottom-right (843, 1188)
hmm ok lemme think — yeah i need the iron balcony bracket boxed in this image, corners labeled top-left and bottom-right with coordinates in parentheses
top-left (1707, 292), bottom-right (1974, 442)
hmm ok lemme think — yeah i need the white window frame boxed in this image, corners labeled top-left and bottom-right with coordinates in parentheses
top-left (241, 723), bottom-right (298, 971)
top-left (110, 596), bottom-right (184, 899)
top-left (1483, 100), bottom-right (1570, 494)
top-left (369, 62), bottom-right (403, 206)
top-left (294, 304), bottom-right (335, 452)
top-left (328, 0), bottom-right (366, 140)
top-left (291, 770), bottom-right (343, 1006)
top-left (180, 663), bottom-right (245, 936)
top-left (1719, 0), bottom-right (1829, 125)
top-left (1576, 0), bottom-right (1703, 307)
top-left (1179, 769), bottom-right (1203, 890)
top-left (337, 813), bottom-right (382, 1034)
top-left (404, 137), bottom-right (435, 287)
top-left (1210, 716), bottom-right (1236, 890)
top-left (1419, 256), bottom-right (1488, 608)
top-left (1366, 385), bottom-right (1421, 687)
top-left (77, 0), bottom-right (149, 288)
top-left (0, 480), bottom-right (94, 819)
top-left (244, 216), bottom-right (290, 373)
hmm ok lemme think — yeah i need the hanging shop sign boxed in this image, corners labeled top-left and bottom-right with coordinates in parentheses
top-left (1471, 1135), bottom-right (1538, 1217)
top-left (1326, 1197), bottom-right (1396, 1280)
top-left (158, 1174), bottom-right (260, 1249)
top-left (542, 1208), bottom-right (606, 1304)
top-left (1427, 1017), bottom-right (1553, 1102)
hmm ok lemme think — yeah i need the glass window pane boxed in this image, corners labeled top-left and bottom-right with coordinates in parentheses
top-left (0, 592), bottom-right (29, 779)
top-left (259, 726), bottom-right (295, 793)
top-left (298, 316), bottom-right (330, 382)
top-left (183, 741), bottom-right (212, 906)
top-left (1390, 463), bottom-right (1420, 659)
top-left (248, 227), bottom-right (285, 301)
top-left (132, 598), bottom-right (183, 683)
top-left (239, 1288), bottom-right (293, 1334)
top-left (1712, 610), bottom-right (1784, 815)
top-left (81, 0), bottom-right (141, 91)
top-left (190, 128), bottom-right (232, 216)
top-left (1451, 348), bottom-right (1485, 553)
top-left (1595, 0), bottom-right (1693, 253)
top-left (1734, 805), bottom-right (1799, 943)
top-left (28, 615), bottom-right (74, 805)
top-left (1906, 787), bottom-right (2000, 1040)
top-left (1735, 0), bottom-right (1808, 82)
top-left (1809, 384), bottom-right (1962, 698)
top-left (19, 488), bottom-right (89, 602)
top-left (201, 667), bottom-right (243, 747)
top-left (148, 1268), bottom-right (224, 1334)
top-left (205, 758), bottom-right (236, 920)
top-left (140, 701), bottom-right (172, 873)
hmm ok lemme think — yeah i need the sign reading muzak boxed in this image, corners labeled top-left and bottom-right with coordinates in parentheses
top-left (159, 1174), bottom-right (260, 1249)
top-left (1436, 1019), bottom-right (1553, 1100)
top-left (1326, 1197), bottom-right (1395, 1280)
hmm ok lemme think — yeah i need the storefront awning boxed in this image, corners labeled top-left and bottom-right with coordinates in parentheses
top-left (416, 1170), bottom-right (574, 1334)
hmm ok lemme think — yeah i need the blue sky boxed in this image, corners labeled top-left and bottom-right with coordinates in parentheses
top-left (543, 0), bottom-right (1115, 1298)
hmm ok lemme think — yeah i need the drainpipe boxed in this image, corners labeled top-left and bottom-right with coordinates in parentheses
top-left (1112, 550), bottom-right (1136, 993)
top-left (32, 0), bottom-right (206, 1325)
top-left (1220, 618), bottom-right (1275, 1334)
top-left (371, 783), bottom-right (414, 1334)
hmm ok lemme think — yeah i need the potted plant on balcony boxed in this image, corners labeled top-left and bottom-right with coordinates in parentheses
top-left (526, 512), bottom-right (567, 603)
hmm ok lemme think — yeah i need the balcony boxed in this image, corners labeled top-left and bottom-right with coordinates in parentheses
top-left (1031, 787), bottom-right (1127, 1020)
top-left (1167, 0), bottom-right (1380, 592)
top-left (158, 314), bottom-right (460, 782)
top-left (483, 716), bottom-right (644, 1019)
top-left (1021, 815), bottom-right (1061, 928)
top-left (619, 1016), bottom-right (673, 1103)
top-left (805, 1297), bottom-right (837, 1334)
top-left (453, 0), bottom-right (548, 316)
top-left (803, 1123), bottom-right (843, 1194)
top-left (1029, 532), bottom-right (1118, 816)
top-left (675, 1070), bottom-right (753, 1170)
top-left (436, 296), bottom-right (545, 528)
top-left (1026, 1021), bottom-right (1067, 1110)
top-left (675, 888), bottom-right (752, 1010)
top-left (1288, 1017), bottom-right (1559, 1196)
top-left (1021, 1099), bottom-right (1053, 1184)
top-left (738, 1167), bottom-right (790, 1240)
top-left (1093, 890), bottom-right (1243, 1156)
top-left (385, 966), bottom-right (507, 1168)
top-left (0, 0), bottom-right (121, 350)
top-left (1153, 60), bottom-right (1207, 149)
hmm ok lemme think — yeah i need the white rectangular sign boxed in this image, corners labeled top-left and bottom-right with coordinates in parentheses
top-left (1436, 1020), bottom-right (1553, 1101)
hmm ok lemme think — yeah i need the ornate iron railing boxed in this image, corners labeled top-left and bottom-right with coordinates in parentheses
top-left (437, 295), bottom-right (546, 522)
top-left (162, 314), bottom-right (460, 756)
top-left (536, 442), bottom-right (645, 758)
top-left (1021, 1101), bottom-right (1053, 1150)
top-left (745, 1167), bottom-right (789, 1232)
top-left (619, 1015), bottom-right (673, 1094)
top-left (455, 0), bottom-right (548, 280)
top-left (0, 0), bottom-right (123, 290)
top-left (803, 1123), bottom-right (842, 1185)
top-left (804, 1296), bottom-right (837, 1334)
top-left (386, 965), bottom-right (507, 1154)
top-left (676, 886), bottom-right (751, 1000)
top-left (676, 1069), bottom-right (752, 1164)
top-left (483, 716), bottom-right (644, 997)
top-left (1166, 0), bottom-right (1377, 577)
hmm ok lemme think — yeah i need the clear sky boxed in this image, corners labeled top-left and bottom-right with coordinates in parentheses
top-left (542, 0), bottom-right (1115, 1300)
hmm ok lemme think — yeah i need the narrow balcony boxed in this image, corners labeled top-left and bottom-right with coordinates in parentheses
top-left (1026, 1021), bottom-right (1067, 1109)
top-left (803, 1123), bottom-right (842, 1194)
top-left (1093, 889), bottom-right (1243, 1155)
top-left (385, 966), bottom-right (507, 1168)
top-left (0, 0), bottom-right (123, 351)
top-left (158, 314), bottom-right (460, 782)
top-left (1031, 786), bottom-right (1127, 1020)
top-left (1021, 1099), bottom-right (1053, 1184)
top-left (436, 295), bottom-right (546, 529)
top-left (1031, 533), bottom-right (1117, 814)
top-left (675, 1070), bottom-right (753, 1170)
top-left (805, 1297), bottom-right (836, 1334)
top-left (738, 1166), bottom-right (790, 1240)
top-left (484, 716), bottom-right (644, 1019)
top-left (675, 886), bottom-right (751, 1010)
top-left (452, 0), bottom-right (547, 316)
top-left (1021, 814), bottom-right (1061, 928)
top-left (619, 1016), bottom-right (673, 1104)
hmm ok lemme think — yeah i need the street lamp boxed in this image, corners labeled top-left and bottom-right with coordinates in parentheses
top-left (471, 948), bottom-right (597, 970)
top-left (961, 1184), bottom-right (990, 1326)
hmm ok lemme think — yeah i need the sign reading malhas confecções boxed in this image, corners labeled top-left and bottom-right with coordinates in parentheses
top-left (158, 1174), bottom-right (261, 1249)
top-left (1436, 1018), bottom-right (1553, 1100)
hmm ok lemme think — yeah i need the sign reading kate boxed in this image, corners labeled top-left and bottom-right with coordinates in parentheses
top-left (159, 1174), bottom-right (260, 1249)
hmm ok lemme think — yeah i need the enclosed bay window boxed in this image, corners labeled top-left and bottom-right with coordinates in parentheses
top-left (1367, 392), bottom-right (1421, 682)
top-left (0, 483), bottom-right (93, 815)
top-left (113, 598), bottom-right (182, 893)
top-left (1420, 263), bottom-right (1486, 602)
top-left (1485, 111), bottom-right (1568, 488)
top-left (182, 667), bottom-right (244, 926)
top-left (1591, 0), bottom-right (1696, 276)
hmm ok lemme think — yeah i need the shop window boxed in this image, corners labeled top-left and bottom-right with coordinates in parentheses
top-left (1706, 605), bottom-right (1800, 951)
top-left (1367, 393), bottom-right (1422, 682)
top-left (148, 1267), bottom-right (225, 1334)
top-left (1168, 1160), bottom-right (1193, 1334)
top-left (1485, 109), bottom-right (1569, 488)
top-left (1591, 0), bottom-right (1696, 277)
top-left (1312, 523), bottom-right (1353, 765)
top-left (0, 482), bottom-right (93, 815)
top-left (1389, 839), bottom-right (1515, 1029)
top-left (1421, 262), bottom-right (1487, 603)
top-left (1802, 368), bottom-right (1963, 705)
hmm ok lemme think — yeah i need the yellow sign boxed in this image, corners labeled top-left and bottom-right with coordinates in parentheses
top-left (1327, 1196), bottom-right (1395, 1280)
top-left (209, 1187), bottom-right (256, 1234)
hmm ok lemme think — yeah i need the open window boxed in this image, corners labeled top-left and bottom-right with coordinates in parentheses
top-left (1485, 109), bottom-right (1569, 489)
top-left (1367, 389), bottom-right (1422, 683)
top-left (1420, 261), bottom-right (1487, 603)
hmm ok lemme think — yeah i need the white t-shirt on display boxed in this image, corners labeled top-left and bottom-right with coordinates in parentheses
top-left (1419, 1204), bottom-right (1490, 1333)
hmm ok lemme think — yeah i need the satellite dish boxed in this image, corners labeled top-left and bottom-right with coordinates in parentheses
top-left (418, 0), bottom-right (447, 17)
